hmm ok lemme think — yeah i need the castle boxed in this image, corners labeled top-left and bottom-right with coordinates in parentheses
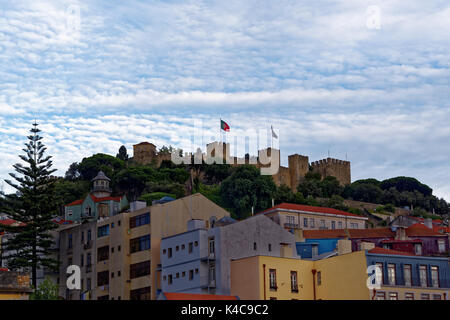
top-left (131, 141), bottom-right (351, 191)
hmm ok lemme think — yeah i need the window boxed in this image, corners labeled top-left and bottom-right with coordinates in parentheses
top-left (320, 220), bottom-right (325, 228)
top-left (189, 270), bottom-right (194, 280)
top-left (195, 268), bottom-right (199, 274)
top-left (111, 247), bottom-right (114, 253)
top-left (431, 266), bottom-right (439, 288)
top-left (290, 271), bottom-right (298, 292)
top-left (286, 216), bottom-right (295, 226)
top-left (168, 248), bottom-right (172, 258)
top-left (87, 278), bottom-right (91, 290)
top-left (194, 241), bottom-right (198, 247)
top-left (376, 263), bottom-right (384, 284)
top-left (87, 229), bottom-right (92, 242)
top-left (111, 222), bottom-right (114, 229)
top-left (97, 271), bottom-right (109, 286)
top-left (403, 265), bottom-right (412, 287)
top-left (97, 246), bottom-right (109, 262)
top-left (68, 257), bottom-right (72, 265)
top-left (375, 291), bottom-right (385, 300)
top-left (68, 234), bottom-right (73, 249)
top-left (118, 271), bottom-right (121, 277)
top-left (80, 254), bottom-right (84, 267)
top-left (310, 219), bottom-right (315, 228)
top-left (317, 271), bottom-right (322, 286)
top-left (67, 210), bottom-right (73, 217)
top-left (338, 221), bottom-right (342, 229)
top-left (415, 244), bottom-right (422, 255)
top-left (130, 260), bottom-right (150, 279)
top-left (312, 245), bottom-right (318, 257)
top-left (253, 242), bottom-right (257, 251)
top-left (130, 213), bottom-right (150, 229)
top-left (182, 272), bottom-right (186, 277)
top-left (130, 287), bottom-right (150, 300)
top-left (269, 269), bottom-right (277, 290)
top-left (176, 273), bottom-right (179, 278)
top-left (118, 220), bottom-right (121, 226)
top-left (176, 246), bottom-right (179, 251)
top-left (181, 244), bottom-right (185, 250)
top-left (388, 292), bottom-right (398, 300)
top-left (168, 275), bottom-right (172, 285)
top-left (438, 240), bottom-right (445, 253)
top-left (405, 292), bottom-right (414, 300)
top-left (331, 221), bottom-right (335, 229)
top-left (111, 272), bottom-right (114, 278)
top-left (118, 245), bottom-right (121, 252)
top-left (268, 244), bottom-right (272, 252)
top-left (387, 264), bottom-right (396, 285)
top-left (421, 293), bottom-right (430, 300)
top-left (209, 238), bottom-right (215, 254)
top-left (81, 231), bottom-right (84, 243)
top-left (419, 265), bottom-right (428, 287)
top-left (303, 218), bottom-right (308, 227)
top-left (188, 242), bottom-right (193, 253)
top-left (97, 225), bottom-right (109, 238)
top-left (130, 235), bottom-right (150, 253)
top-left (209, 264), bottom-right (216, 282)
top-left (87, 253), bottom-right (91, 265)
top-left (433, 294), bottom-right (441, 300)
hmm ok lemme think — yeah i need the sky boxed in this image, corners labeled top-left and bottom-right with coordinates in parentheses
top-left (0, 1), bottom-right (449, 200)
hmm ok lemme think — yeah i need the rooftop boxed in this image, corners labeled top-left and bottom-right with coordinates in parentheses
top-left (368, 247), bottom-right (416, 256)
top-left (258, 203), bottom-right (366, 219)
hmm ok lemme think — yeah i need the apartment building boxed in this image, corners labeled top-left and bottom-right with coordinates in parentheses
top-left (258, 203), bottom-right (368, 232)
top-left (160, 214), bottom-right (298, 296)
top-left (59, 193), bottom-right (230, 300)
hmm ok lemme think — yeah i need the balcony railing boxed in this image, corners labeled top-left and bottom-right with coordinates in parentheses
top-left (284, 223), bottom-right (299, 229)
top-left (91, 186), bottom-right (112, 193)
top-left (84, 241), bottom-right (92, 250)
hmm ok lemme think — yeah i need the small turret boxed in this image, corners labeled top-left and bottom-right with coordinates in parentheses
top-left (91, 171), bottom-right (112, 197)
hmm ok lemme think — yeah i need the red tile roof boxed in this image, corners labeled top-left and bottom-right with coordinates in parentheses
top-left (90, 194), bottom-right (123, 203)
top-left (368, 247), bottom-right (416, 256)
top-left (406, 223), bottom-right (443, 237)
top-left (65, 199), bottom-right (84, 207)
top-left (433, 225), bottom-right (450, 234)
top-left (162, 292), bottom-right (238, 300)
top-left (258, 203), bottom-right (365, 218)
top-left (65, 195), bottom-right (123, 207)
top-left (380, 239), bottom-right (422, 243)
top-left (0, 219), bottom-right (26, 227)
top-left (348, 228), bottom-right (394, 238)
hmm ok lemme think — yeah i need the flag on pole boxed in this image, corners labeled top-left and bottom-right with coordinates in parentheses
top-left (221, 119), bottom-right (230, 132)
top-left (271, 125), bottom-right (278, 139)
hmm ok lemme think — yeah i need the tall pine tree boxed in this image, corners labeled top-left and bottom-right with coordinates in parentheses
top-left (1, 122), bottom-right (59, 288)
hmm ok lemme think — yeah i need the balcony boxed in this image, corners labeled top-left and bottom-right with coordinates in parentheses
top-left (284, 223), bottom-right (299, 229)
top-left (84, 241), bottom-right (92, 250)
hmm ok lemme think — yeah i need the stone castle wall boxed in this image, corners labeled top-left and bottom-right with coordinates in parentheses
top-left (132, 141), bottom-right (351, 191)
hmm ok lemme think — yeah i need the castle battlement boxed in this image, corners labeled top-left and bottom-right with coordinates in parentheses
top-left (132, 141), bottom-right (351, 191)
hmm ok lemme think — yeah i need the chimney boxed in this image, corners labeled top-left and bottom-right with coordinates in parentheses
top-left (360, 242), bottom-right (375, 251)
top-left (424, 218), bottom-right (433, 229)
top-left (395, 227), bottom-right (407, 240)
top-left (337, 239), bottom-right (352, 255)
top-left (280, 243), bottom-right (293, 258)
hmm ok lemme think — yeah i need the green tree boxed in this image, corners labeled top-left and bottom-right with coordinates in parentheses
top-left (30, 277), bottom-right (59, 300)
top-left (220, 165), bottom-right (276, 219)
top-left (78, 153), bottom-right (125, 181)
top-left (1, 122), bottom-right (59, 288)
top-left (64, 162), bottom-right (80, 181)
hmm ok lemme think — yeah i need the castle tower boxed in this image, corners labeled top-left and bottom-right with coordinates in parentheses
top-left (310, 157), bottom-right (351, 185)
top-left (288, 154), bottom-right (309, 192)
top-left (133, 142), bottom-right (157, 165)
top-left (91, 171), bottom-right (112, 198)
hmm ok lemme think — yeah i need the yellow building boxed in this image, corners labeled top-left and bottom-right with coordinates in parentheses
top-left (230, 245), bottom-right (450, 300)
top-left (231, 255), bottom-right (314, 300)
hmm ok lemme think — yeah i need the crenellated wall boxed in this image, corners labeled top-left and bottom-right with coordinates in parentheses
top-left (311, 157), bottom-right (351, 186)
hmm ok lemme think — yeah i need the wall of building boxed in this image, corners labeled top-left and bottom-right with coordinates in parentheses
top-left (230, 256), bottom-right (315, 300)
top-left (149, 193), bottom-right (230, 299)
top-left (314, 251), bottom-right (370, 300)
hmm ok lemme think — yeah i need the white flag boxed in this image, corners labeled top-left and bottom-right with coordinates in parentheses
top-left (271, 125), bottom-right (278, 139)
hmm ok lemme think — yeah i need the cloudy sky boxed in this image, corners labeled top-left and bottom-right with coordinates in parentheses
top-left (0, 1), bottom-right (449, 200)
